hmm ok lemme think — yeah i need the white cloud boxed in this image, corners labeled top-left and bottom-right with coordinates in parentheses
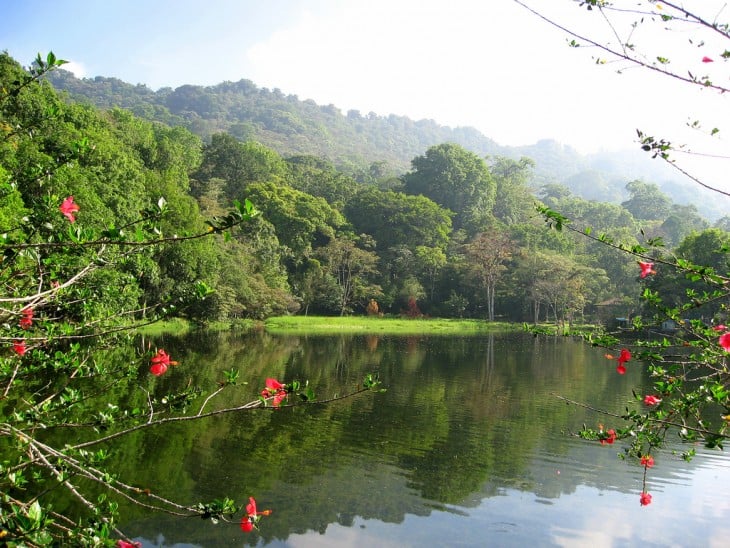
top-left (61, 60), bottom-right (87, 79)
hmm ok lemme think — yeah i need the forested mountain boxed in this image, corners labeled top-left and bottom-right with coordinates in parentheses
top-left (46, 69), bottom-right (726, 221)
top-left (4, 51), bottom-right (728, 327)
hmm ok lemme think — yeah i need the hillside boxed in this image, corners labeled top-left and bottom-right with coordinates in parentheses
top-left (47, 69), bottom-right (725, 220)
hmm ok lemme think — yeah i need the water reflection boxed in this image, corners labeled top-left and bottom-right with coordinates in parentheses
top-left (119, 331), bottom-right (730, 547)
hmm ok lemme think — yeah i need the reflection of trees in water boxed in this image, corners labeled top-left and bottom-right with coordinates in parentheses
top-left (118, 331), bottom-right (686, 546)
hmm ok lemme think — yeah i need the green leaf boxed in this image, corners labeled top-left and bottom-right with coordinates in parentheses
top-left (28, 500), bottom-right (43, 523)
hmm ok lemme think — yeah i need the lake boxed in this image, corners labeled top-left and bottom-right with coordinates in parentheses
top-left (118, 330), bottom-right (730, 547)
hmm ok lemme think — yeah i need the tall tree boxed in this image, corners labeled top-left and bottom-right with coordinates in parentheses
top-left (345, 187), bottom-right (452, 252)
top-left (464, 232), bottom-right (514, 321)
top-left (488, 156), bottom-right (536, 225)
top-left (193, 134), bottom-right (286, 200)
top-left (402, 143), bottom-right (495, 233)
top-left (316, 236), bottom-right (381, 316)
top-left (285, 154), bottom-right (361, 208)
top-left (245, 181), bottom-right (345, 259)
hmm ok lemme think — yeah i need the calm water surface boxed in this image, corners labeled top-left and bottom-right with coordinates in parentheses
top-left (119, 331), bottom-right (730, 547)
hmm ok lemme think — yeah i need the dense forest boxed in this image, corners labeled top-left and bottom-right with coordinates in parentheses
top-left (46, 68), bottom-right (729, 221)
top-left (4, 51), bottom-right (729, 325)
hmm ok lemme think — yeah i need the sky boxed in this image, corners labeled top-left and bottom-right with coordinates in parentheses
top-left (2, 0), bottom-right (730, 186)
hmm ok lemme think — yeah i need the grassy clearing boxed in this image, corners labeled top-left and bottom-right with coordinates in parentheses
top-left (135, 315), bottom-right (515, 336)
top-left (264, 315), bottom-right (514, 335)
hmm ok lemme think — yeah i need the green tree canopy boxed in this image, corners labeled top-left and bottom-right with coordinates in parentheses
top-left (402, 143), bottom-right (495, 233)
top-left (193, 133), bottom-right (287, 201)
top-left (245, 181), bottom-right (345, 259)
top-left (621, 180), bottom-right (672, 221)
top-left (344, 187), bottom-right (452, 252)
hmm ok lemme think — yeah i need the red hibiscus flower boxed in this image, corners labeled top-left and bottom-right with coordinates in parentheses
top-left (600, 428), bottom-right (617, 445)
top-left (263, 378), bottom-right (284, 392)
top-left (640, 491), bottom-right (652, 506)
top-left (640, 455), bottom-right (655, 468)
top-left (13, 340), bottom-right (26, 356)
top-left (116, 540), bottom-right (142, 548)
top-left (60, 196), bottom-right (80, 223)
top-left (261, 378), bottom-right (288, 407)
top-left (720, 333), bottom-right (730, 352)
top-left (702, 56), bottom-right (714, 63)
top-left (615, 348), bottom-right (631, 374)
top-left (638, 261), bottom-right (656, 278)
top-left (643, 394), bottom-right (661, 406)
top-left (240, 496), bottom-right (271, 533)
top-left (711, 324), bottom-right (727, 332)
top-left (606, 349), bottom-right (630, 374)
top-left (150, 349), bottom-right (178, 376)
top-left (19, 308), bottom-right (33, 329)
top-left (240, 516), bottom-right (254, 533)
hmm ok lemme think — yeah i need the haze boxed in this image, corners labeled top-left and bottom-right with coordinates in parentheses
top-left (2, 0), bottom-right (730, 177)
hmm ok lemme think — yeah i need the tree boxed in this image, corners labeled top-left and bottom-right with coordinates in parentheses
top-left (193, 134), bottom-right (287, 201)
top-left (285, 154), bottom-right (362, 208)
top-left (415, 245), bottom-right (447, 302)
top-left (621, 180), bottom-right (672, 222)
top-left (316, 236), bottom-right (381, 316)
top-left (345, 187), bottom-right (453, 252)
top-left (515, 250), bottom-right (607, 326)
top-left (245, 181), bottom-right (345, 259)
top-left (464, 232), bottom-right (514, 321)
top-left (658, 204), bottom-right (709, 248)
top-left (402, 143), bottom-right (495, 233)
top-left (488, 156), bottom-right (536, 225)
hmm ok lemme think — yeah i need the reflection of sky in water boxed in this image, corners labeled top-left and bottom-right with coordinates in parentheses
top-left (129, 463), bottom-right (730, 547)
top-left (277, 451), bottom-right (730, 548)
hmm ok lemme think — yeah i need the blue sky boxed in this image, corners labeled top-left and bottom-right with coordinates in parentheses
top-left (2, 0), bottom-right (730, 192)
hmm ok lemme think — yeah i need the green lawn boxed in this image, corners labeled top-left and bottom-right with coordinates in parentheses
top-left (137, 315), bottom-right (516, 336)
top-left (263, 315), bottom-right (513, 335)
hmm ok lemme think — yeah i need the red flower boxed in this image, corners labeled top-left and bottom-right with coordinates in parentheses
top-left (240, 496), bottom-right (271, 533)
top-left (638, 261), bottom-right (656, 278)
top-left (240, 517), bottom-right (254, 533)
top-left (618, 348), bottom-right (631, 363)
top-left (116, 541), bottom-right (141, 548)
top-left (640, 491), bottom-right (652, 506)
top-left (643, 394), bottom-right (661, 406)
top-left (60, 196), bottom-right (80, 223)
top-left (150, 362), bottom-right (167, 376)
top-left (702, 56), bottom-right (714, 63)
top-left (13, 340), bottom-right (26, 356)
top-left (261, 378), bottom-right (287, 407)
top-left (19, 308), bottom-right (33, 329)
top-left (612, 348), bottom-right (631, 374)
top-left (606, 349), bottom-right (630, 374)
top-left (720, 333), bottom-right (730, 352)
top-left (640, 455), bottom-right (655, 468)
top-left (712, 324), bottom-right (727, 332)
top-left (600, 428), bottom-right (617, 445)
top-left (150, 349), bottom-right (178, 376)
top-left (263, 378), bottom-right (284, 392)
